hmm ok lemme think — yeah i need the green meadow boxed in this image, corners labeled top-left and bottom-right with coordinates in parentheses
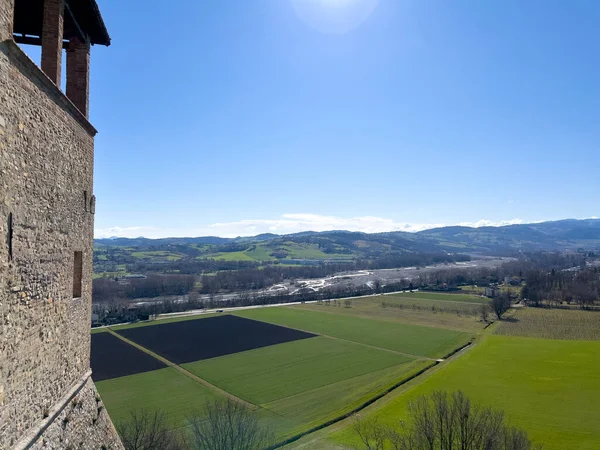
top-left (184, 337), bottom-right (412, 405)
top-left (95, 303), bottom-right (473, 441)
top-left (324, 334), bottom-right (600, 450)
top-left (95, 367), bottom-right (220, 429)
top-left (234, 307), bottom-right (470, 358)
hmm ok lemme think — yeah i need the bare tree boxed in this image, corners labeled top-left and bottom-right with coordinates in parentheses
top-left (491, 292), bottom-right (511, 320)
top-left (352, 416), bottom-right (387, 450)
top-left (117, 410), bottom-right (183, 450)
top-left (353, 391), bottom-right (541, 450)
top-left (480, 303), bottom-right (490, 323)
top-left (187, 399), bottom-right (273, 450)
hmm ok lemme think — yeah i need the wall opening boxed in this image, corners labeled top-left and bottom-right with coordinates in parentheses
top-left (7, 213), bottom-right (13, 260)
top-left (83, 190), bottom-right (88, 212)
top-left (73, 251), bottom-right (83, 298)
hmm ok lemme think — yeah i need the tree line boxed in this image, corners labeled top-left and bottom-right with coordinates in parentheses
top-left (93, 274), bottom-right (196, 302)
top-left (116, 392), bottom-right (541, 450)
top-left (91, 252), bottom-right (596, 325)
top-left (522, 266), bottom-right (600, 307)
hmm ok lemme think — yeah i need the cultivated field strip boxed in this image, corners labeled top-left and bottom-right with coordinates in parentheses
top-left (395, 291), bottom-right (489, 304)
top-left (183, 337), bottom-right (412, 405)
top-left (234, 307), bottom-right (470, 359)
top-left (495, 307), bottom-right (600, 340)
top-left (105, 328), bottom-right (257, 409)
top-left (95, 367), bottom-right (222, 429)
top-left (93, 305), bottom-right (479, 441)
top-left (115, 315), bottom-right (316, 364)
top-left (327, 335), bottom-right (600, 450)
top-left (91, 332), bottom-right (167, 381)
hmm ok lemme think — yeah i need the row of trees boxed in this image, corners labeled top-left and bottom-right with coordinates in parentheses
top-left (93, 274), bottom-right (196, 302)
top-left (117, 400), bottom-right (273, 450)
top-left (116, 393), bottom-right (541, 450)
top-left (91, 252), bottom-right (596, 325)
top-left (353, 391), bottom-right (541, 450)
top-left (93, 253), bottom-right (473, 301)
top-left (522, 266), bottom-right (600, 307)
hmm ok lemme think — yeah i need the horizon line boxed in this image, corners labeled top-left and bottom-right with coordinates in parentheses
top-left (94, 216), bottom-right (599, 240)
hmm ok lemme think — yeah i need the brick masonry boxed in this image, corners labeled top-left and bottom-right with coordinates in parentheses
top-left (0, 0), bottom-right (122, 447)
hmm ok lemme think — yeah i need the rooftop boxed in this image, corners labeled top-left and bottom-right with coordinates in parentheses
top-left (14, 0), bottom-right (110, 47)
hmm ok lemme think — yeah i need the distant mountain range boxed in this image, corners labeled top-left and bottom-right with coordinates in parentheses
top-left (95, 219), bottom-right (600, 262)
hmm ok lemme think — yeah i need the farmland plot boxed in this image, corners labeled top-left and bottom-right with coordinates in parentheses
top-left (495, 307), bottom-right (600, 340)
top-left (95, 367), bottom-right (220, 428)
top-left (184, 337), bottom-right (412, 405)
top-left (91, 332), bottom-right (166, 381)
top-left (296, 293), bottom-right (486, 332)
top-left (326, 335), bottom-right (600, 450)
top-left (234, 307), bottom-right (470, 358)
top-left (93, 307), bottom-right (476, 441)
top-left (116, 314), bottom-right (316, 364)
top-left (184, 336), bottom-right (425, 439)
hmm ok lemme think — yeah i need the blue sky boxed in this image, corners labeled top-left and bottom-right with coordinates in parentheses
top-left (30, 0), bottom-right (600, 238)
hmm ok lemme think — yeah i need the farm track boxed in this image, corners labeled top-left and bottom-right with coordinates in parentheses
top-left (307, 330), bottom-right (432, 361)
top-left (105, 328), bottom-right (258, 410)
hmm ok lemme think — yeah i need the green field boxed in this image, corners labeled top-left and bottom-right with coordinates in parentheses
top-left (95, 367), bottom-right (220, 429)
top-left (95, 303), bottom-right (475, 442)
top-left (205, 250), bottom-right (262, 261)
top-left (204, 241), bottom-right (352, 262)
top-left (324, 334), bottom-right (600, 450)
top-left (234, 307), bottom-right (470, 358)
top-left (263, 360), bottom-right (429, 436)
top-left (184, 337), bottom-right (412, 405)
top-left (183, 336), bottom-right (427, 438)
top-left (131, 250), bottom-right (184, 260)
top-left (402, 291), bottom-right (489, 303)
top-left (295, 292), bottom-right (487, 332)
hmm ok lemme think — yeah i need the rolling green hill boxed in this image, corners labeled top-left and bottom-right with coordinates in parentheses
top-left (94, 219), bottom-right (600, 270)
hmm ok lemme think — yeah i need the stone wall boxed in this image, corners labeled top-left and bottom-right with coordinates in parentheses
top-left (0, 31), bottom-right (121, 450)
top-left (0, 0), bottom-right (12, 42)
top-left (29, 377), bottom-right (123, 450)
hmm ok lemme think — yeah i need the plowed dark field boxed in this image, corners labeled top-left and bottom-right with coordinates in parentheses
top-left (91, 332), bottom-right (167, 381)
top-left (116, 314), bottom-right (316, 364)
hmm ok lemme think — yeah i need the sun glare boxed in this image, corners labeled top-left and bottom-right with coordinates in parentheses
top-left (290, 0), bottom-right (379, 34)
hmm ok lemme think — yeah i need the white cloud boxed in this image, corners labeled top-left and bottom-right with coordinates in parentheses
top-left (95, 213), bottom-right (527, 239)
top-left (456, 218), bottom-right (524, 228)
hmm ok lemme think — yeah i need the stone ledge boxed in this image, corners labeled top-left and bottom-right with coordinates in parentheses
top-left (1, 39), bottom-right (98, 137)
top-left (13, 370), bottom-right (93, 450)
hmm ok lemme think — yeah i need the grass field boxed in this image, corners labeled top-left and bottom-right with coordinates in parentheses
top-left (263, 360), bottom-right (430, 436)
top-left (496, 307), bottom-right (600, 340)
top-left (183, 336), bottom-right (429, 439)
top-left (206, 250), bottom-right (263, 261)
top-left (94, 303), bottom-right (600, 449)
top-left (295, 292), bottom-right (487, 332)
top-left (184, 337), bottom-right (411, 405)
top-left (404, 291), bottom-right (489, 303)
top-left (324, 334), bottom-right (600, 450)
top-left (204, 242), bottom-right (353, 262)
top-left (94, 304), bottom-right (477, 443)
top-left (131, 250), bottom-right (184, 260)
top-left (95, 367), bottom-right (221, 429)
top-left (234, 307), bottom-right (470, 358)
top-left (96, 329), bottom-right (431, 440)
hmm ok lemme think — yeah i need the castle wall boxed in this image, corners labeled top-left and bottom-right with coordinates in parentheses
top-left (28, 378), bottom-right (123, 450)
top-left (0, 27), bottom-right (121, 450)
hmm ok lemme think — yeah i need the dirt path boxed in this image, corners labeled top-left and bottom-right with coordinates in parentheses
top-left (105, 328), bottom-right (257, 410)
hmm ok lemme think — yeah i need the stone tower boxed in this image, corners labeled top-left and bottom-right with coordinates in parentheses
top-left (0, 0), bottom-right (122, 448)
